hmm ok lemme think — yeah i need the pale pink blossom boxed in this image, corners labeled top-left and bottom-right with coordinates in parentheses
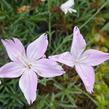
top-left (60, 0), bottom-right (77, 14)
top-left (0, 34), bottom-right (65, 104)
top-left (49, 26), bottom-right (109, 93)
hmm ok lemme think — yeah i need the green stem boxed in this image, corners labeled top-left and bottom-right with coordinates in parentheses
top-left (80, 1), bottom-right (108, 29)
top-left (48, 0), bottom-right (52, 46)
top-left (74, 85), bottom-right (98, 106)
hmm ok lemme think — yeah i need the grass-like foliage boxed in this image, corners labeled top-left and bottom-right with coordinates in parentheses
top-left (0, 0), bottom-right (109, 109)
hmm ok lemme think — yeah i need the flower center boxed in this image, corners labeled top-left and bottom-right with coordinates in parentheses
top-left (27, 64), bottom-right (32, 69)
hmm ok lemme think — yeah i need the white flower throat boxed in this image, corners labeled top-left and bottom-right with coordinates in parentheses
top-left (73, 54), bottom-right (88, 64)
top-left (18, 55), bottom-right (34, 70)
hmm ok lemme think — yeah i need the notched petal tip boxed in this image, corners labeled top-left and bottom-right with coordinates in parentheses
top-left (13, 37), bottom-right (19, 42)
top-left (1, 39), bottom-right (11, 48)
top-left (1, 39), bottom-right (6, 44)
top-left (1, 37), bottom-right (25, 61)
top-left (1, 39), bottom-right (4, 42)
top-left (40, 33), bottom-right (48, 40)
top-left (73, 26), bottom-right (79, 32)
top-left (86, 85), bottom-right (94, 94)
top-left (28, 99), bottom-right (35, 105)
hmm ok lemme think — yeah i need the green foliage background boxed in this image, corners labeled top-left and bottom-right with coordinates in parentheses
top-left (0, 0), bottom-right (109, 109)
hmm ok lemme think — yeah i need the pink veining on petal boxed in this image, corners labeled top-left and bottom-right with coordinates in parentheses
top-left (82, 49), bottom-right (109, 66)
top-left (1, 38), bottom-right (25, 61)
top-left (27, 33), bottom-right (48, 60)
top-left (75, 64), bottom-right (95, 93)
top-left (0, 62), bottom-right (23, 78)
top-left (49, 52), bottom-right (74, 67)
top-left (33, 58), bottom-right (65, 77)
top-left (71, 26), bottom-right (86, 58)
top-left (19, 71), bottom-right (38, 104)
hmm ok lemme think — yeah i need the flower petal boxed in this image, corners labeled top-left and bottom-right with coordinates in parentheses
top-left (71, 26), bottom-right (86, 58)
top-left (75, 64), bottom-right (95, 93)
top-left (82, 49), bottom-right (109, 66)
top-left (68, 8), bottom-right (77, 13)
top-left (34, 59), bottom-right (65, 78)
top-left (49, 52), bottom-right (74, 67)
top-left (60, 0), bottom-right (76, 14)
top-left (19, 71), bottom-right (38, 105)
top-left (1, 38), bottom-right (25, 61)
top-left (27, 33), bottom-right (48, 60)
top-left (0, 62), bottom-right (23, 78)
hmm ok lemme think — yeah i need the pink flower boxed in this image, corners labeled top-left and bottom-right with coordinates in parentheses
top-left (49, 26), bottom-right (109, 93)
top-left (0, 34), bottom-right (65, 104)
top-left (60, 0), bottom-right (77, 14)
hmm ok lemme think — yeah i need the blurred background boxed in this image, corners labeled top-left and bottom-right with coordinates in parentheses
top-left (0, 0), bottom-right (109, 109)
